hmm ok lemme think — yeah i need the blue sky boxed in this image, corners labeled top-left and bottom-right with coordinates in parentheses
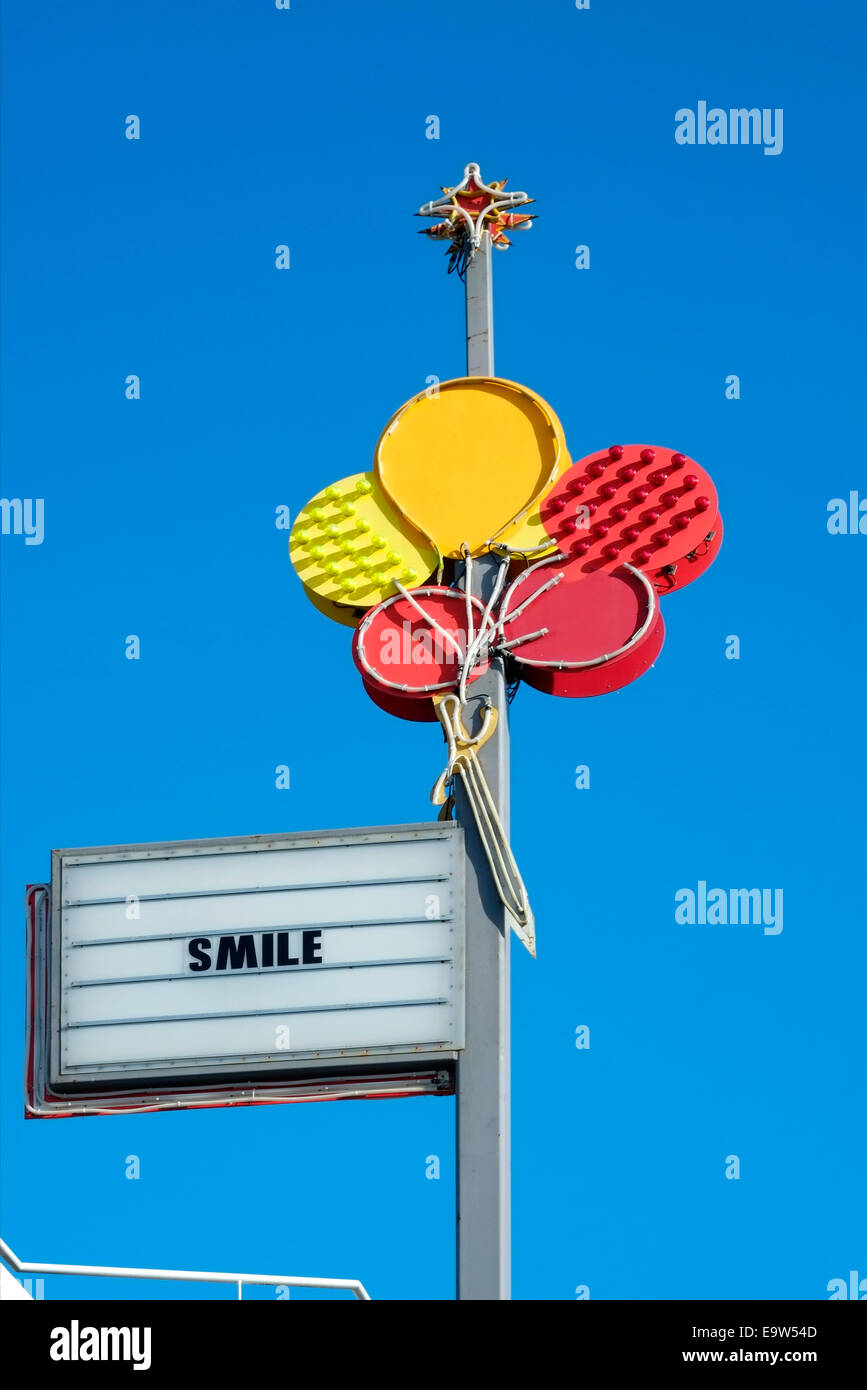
top-left (1, 0), bottom-right (864, 1300)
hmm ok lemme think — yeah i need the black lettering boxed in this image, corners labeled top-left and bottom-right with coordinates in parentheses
top-left (215, 934), bottom-right (258, 971)
top-left (277, 932), bottom-right (298, 966)
top-left (302, 930), bottom-right (323, 965)
top-left (261, 932), bottom-right (274, 967)
top-left (188, 938), bottom-right (211, 972)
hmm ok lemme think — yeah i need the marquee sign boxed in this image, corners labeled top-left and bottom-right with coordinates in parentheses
top-left (26, 824), bottom-right (465, 1117)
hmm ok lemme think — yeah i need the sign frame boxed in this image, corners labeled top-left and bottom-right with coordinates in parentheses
top-left (26, 822), bottom-right (465, 1118)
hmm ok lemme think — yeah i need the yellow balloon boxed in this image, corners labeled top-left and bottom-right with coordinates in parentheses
top-left (290, 471), bottom-right (438, 609)
top-left (375, 377), bottom-right (569, 558)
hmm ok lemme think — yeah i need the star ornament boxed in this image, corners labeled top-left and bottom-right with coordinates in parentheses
top-left (417, 161), bottom-right (535, 264)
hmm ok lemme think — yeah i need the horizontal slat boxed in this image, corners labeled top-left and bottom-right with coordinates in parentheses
top-left (64, 873), bottom-right (448, 907)
top-left (67, 923), bottom-right (455, 982)
top-left (66, 996), bottom-right (449, 1029)
top-left (64, 960), bottom-right (455, 1027)
top-left (62, 1002), bottom-right (455, 1068)
top-left (65, 914), bottom-right (452, 950)
top-left (62, 838), bottom-right (453, 901)
top-left (70, 954), bottom-right (449, 988)
top-left (62, 882), bottom-right (452, 945)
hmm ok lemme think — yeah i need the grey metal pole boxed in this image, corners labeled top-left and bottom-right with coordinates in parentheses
top-left (465, 232), bottom-right (495, 377)
top-left (455, 232), bottom-right (511, 1300)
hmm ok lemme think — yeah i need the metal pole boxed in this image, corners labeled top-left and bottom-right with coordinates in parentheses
top-left (455, 232), bottom-right (511, 1300)
top-left (465, 232), bottom-right (495, 377)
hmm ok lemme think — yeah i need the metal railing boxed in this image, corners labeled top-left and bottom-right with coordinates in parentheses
top-left (0, 1237), bottom-right (371, 1301)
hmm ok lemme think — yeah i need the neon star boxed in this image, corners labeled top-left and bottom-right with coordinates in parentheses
top-left (417, 162), bottom-right (535, 270)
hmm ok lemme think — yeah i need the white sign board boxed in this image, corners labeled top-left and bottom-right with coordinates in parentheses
top-left (27, 824), bottom-right (465, 1116)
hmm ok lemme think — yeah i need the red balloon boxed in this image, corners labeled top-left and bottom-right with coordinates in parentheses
top-left (499, 559), bottom-right (664, 697)
top-left (540, 445), bottom-right (719, 582)
top-left (353, 586), bottom-right (488, 718)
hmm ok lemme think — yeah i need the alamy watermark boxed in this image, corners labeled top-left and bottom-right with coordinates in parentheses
top-left (1, 498), bottom-right (44, 545)
top-left (827, 492), bottom-right (867, 534)
top-left (50, 1322), bottom-right (151, 1370)
top-left (378, 623), bottom-right (490, 667)
top-left (675, 103), bottom-right (783, 156)
top-left (675, 881), bottom-right (783, 935)
top-left (827, 1270), bottom-right (866, 1299)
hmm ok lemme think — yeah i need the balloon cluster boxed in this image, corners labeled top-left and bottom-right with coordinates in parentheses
top-left (289, 377), bottom-right (722, 720)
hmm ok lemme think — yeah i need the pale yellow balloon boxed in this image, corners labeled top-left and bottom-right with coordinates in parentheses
top-left (290, 471), bottom-right (437, 609)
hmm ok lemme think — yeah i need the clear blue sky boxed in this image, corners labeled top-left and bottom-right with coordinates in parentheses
top-left (2, 0), bottom-right (864, 1300)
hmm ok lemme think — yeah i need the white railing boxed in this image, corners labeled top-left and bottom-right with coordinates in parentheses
top-left (0, 1238), bottom-right (371, 1301)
